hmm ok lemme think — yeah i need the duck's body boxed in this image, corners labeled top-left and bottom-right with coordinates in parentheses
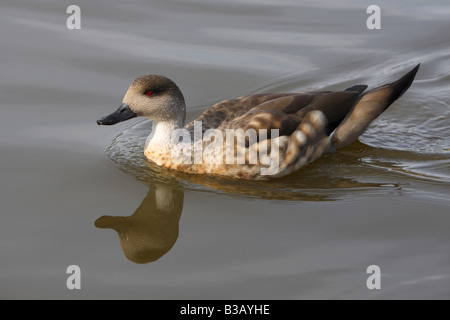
top-left (97, 64), bottom-right (420, 180)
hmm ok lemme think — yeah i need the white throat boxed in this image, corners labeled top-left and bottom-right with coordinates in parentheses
top-left (144, 119), bottom-right (182, 151)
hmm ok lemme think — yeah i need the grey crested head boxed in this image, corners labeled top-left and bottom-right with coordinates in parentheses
top-left (97, 75), bottom-right (186, 127)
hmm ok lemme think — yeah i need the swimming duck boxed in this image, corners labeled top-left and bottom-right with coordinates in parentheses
top-left (97, 64), bottom-right (420, 180)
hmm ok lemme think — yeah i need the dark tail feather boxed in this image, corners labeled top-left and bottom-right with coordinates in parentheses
top-left (384, 63), bottom-right (420, 106)
top-left (331, 63), bottom-right (420, 149)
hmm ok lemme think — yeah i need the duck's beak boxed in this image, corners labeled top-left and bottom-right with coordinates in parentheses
top-left (97, 103), bottom-right (137, 125)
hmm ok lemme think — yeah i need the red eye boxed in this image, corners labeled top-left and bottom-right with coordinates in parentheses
top-left (145, 90), bottom-right (152, 96)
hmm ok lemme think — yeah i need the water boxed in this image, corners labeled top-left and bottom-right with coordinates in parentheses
top-left (1, 0), bottom-right (449, 299)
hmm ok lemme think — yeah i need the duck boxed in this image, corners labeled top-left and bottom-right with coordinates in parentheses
top-left (97, 64), bottom-right (420, 180)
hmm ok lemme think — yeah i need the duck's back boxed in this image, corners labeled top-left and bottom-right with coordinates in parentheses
top-left (184, 88), bottom-right (366, 139)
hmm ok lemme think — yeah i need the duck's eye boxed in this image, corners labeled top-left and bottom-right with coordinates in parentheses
top-left (145, 90), bottom-right (152, 96)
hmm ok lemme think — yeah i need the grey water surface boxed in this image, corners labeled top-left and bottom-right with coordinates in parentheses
top-left (1, 0), bottom-right (449, 299)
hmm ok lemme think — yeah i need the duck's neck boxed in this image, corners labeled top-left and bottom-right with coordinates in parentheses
top-left (144, 118), bottom-right (184, 152)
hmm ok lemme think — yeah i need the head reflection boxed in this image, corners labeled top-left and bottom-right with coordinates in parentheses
top-left (95, 185), bottom-right (184, 264)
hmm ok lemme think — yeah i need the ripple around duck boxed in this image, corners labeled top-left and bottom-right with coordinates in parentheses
top-left (105, 47), bottom-right (450, 201)
top-left (359, 93), bottom-right (450, 156)
top-left (101, 39), bottom-right (450, 201)
top-left (104, 113), bottom-right (449, 202)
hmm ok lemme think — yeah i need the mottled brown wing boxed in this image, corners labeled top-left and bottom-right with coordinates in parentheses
top-left (185, 89), bottom-right (364, 139)
top-left (184, 94), bottom-right (294, 135)
top-left (225, 91), bottom-right (364, 139)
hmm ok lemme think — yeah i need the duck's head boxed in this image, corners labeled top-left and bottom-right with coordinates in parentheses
top-left (97, 75), bottom-right (186, 126)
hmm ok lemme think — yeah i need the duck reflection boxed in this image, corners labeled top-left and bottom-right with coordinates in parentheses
top-left (95, 185), bottom-right (184, 264)
top-left (97, 141), bottom-right (405, 264)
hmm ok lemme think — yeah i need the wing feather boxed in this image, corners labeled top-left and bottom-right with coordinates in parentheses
top-left (185, 90), bottom-right (364, 139)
